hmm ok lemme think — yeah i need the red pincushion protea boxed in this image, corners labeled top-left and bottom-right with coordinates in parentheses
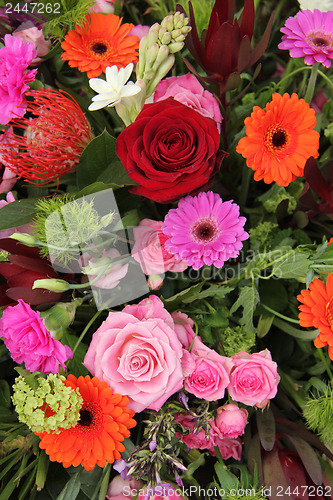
top-left (0, 89), bottom-right (93, 184)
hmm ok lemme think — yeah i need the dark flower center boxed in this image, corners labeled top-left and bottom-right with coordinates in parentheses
top-left (265, 126), bottom-right (290, 152)
top-left (191, 218), bottom-right (219, 244)
top-left (272, 130), bottom-right (287, 148)
top-left (92, 42), bottom-right (108, 55)
top-left (78, 409), bottom-right (94, 427)
top-left (307, 30), bottom-right (333, 50)
top-left (313, 37), bottom-right (329, 47)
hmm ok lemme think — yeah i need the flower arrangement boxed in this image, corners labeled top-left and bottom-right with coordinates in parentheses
top-left (1, 0), bottom-right (333, 499)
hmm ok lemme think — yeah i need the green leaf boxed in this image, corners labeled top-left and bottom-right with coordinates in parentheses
top-left (273, 252), bottom-right (310, 279)
top-left (162, 282), bottom-right (204, 309)
top-left (56, 471), bottom-right (81, 500)
top-left (182, 284), bottom-right (234, 304)
top-left (62, 333), bottom-right (89, 378)
top-left (286, 435), bottom-right (322, 485)
top-left (230, 285), bottom-right (259, 333)
top-left (0, 199), bottom-right (37, 230)
top-left (77, 130), bottom-right (135, 190)
top-left (75, 181), bottom-right (130, 198)
top-left (214, 462), bottom-right (239, 491)
top-left (256, 408), bottom-right (275, 452)
top-left (313, 243), bottom-right (333, 263)
top-left (0, 379), bottom-right (11, 407)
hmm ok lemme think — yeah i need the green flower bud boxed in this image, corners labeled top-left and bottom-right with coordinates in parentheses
top-left (146, 54), bottom-right (175, 96)
top-left (146, 24), bottom-right (160, 45)
top-left (9, 232), bottom-right (39, 246)
top-left (161, 14), bottom-right (174, 32)
top-left (168, 42), bottom-right (185, 54)
top-left (40, 298), bottom-right (82, 339)
top-left (151, 45), bottom-right (170, 72)
top-left (12, 374), bottom-right (83, 434)
top-left (324, 123), bottom-right (333, 144)
top-left (32, 278), bottom-right (70, 292)
top-left (160, 31), bottom-right (172, 45)
top-left (145, 42), bottom-right (160, 70)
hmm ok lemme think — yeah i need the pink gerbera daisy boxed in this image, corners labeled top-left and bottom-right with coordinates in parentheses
top-left (161, 192), bottom-right (249, 270)
top-left (278, 9), bottom-right (333, 68)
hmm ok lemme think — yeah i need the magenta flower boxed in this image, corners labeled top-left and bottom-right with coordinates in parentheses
top-left (162, 191), bottom-right (248, 270)
top-left (278, 9), bottom-right (333, 68)
top-left (0, 34), bottom-right (37, 125)
top-left (0, 299), bottom-right (73, 373)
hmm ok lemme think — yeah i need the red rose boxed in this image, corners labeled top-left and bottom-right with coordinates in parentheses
top-left (115, 99), bottom-right (226, 203)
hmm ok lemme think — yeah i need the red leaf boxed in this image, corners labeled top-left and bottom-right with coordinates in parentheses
top-left (249, 10), bottom-right (275, 67)
top-left (239, 0), bottom-right (255, 40)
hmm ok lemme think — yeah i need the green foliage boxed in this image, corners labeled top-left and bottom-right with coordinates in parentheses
top-left (230, 285), bottom-right (259, 333)
top-left (38, 0), bottom-right (97, 39)
top-left (221, 326), bottom-right (256, 357)
top-left (172, 0), bottom-right (215, 36)
top-left (303, 382), bottom-right (333, 449)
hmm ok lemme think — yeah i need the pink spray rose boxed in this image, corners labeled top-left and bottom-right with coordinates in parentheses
top-left (83, 296), bottom-right (185, 412)
top-left (226, 349), bottom-right (280, 407)
top-left (209, 436), bottom-right (243, 461)
top-left (91, 0), bottom-right (118, 13)
top-left (215, 403), bottom-right (248, 438)
top-left (106, 476), bottom-right (144, 500)
top-left (184, 337), bottom-right (230, 401)
top-left (132, 219), bottom-right (188, 275)
top-left (80, 248), bottom-right (128, 289)
top-left (154, 74), bottom-right (222, 132)
top-left (0, 299), bottom-right (73, 373)
top-left (171, 311), bottom-right (195, 349)
top-left (129, 25), bottom-right (150, 40)
top-left (175, 413), bottom-right (220, 450)
top-left (13, 22), bottom-right (52, 65)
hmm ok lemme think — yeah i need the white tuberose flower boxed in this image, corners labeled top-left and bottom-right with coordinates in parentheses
top-left (298, 0), bottom-right (333, 11)
top-left (88, 63), bottom-right (141, 111)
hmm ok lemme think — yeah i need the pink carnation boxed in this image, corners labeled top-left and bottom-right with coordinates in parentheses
top-left (154, 74), bottom-right (222, 132)
top-left (215, 404), bottom-right (248, 438)
top-left (175, 413), bottom-right (220, 450)
top-left (83, 295), bottom-right (185, 412)
top-left (0, 34), bottom-right (37, 125)
top-left (226, 349), bottom-right (280, 407)
top-left (184, 337), bottom-right (230, 401)
top-left (132, 219), bottom-right (188, 275)
top-left (0, 299), bottom-right (73, 373)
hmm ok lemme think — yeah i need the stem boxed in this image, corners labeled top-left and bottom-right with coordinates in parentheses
top-left (275, 66), bottom-right (311, 92)
top-left (239, 164), bottom-right (253, 207)
top-left (220, 93), bottom-right (229, 151)
top-left (304, 62), bottom-right (320, 104)
top-left (72, 310), bottom-right (102, 355)
top-left (261, 304), bottom-right (300, 324)
top-left (273, 317), bottom-right (319, 340)
top-left (316, 348), bottom-right (333, 381)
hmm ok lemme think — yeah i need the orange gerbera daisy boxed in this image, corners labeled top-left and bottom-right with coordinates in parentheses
top-left (61, 13), bottom-right (139, 78)
top-left (236, 93), bottom-right (319, 186)
top-left (36, 375), bottom-right (136, 471)
top-left (297, 273), bottom-right (333, 360)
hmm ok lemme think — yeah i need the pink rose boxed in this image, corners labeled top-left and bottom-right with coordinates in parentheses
top-left (132, 219), bottom-right (187, 275)
top-left (83, 296), bottom-right (185, 412)
top-left (0, 299), bottom-right (72, 373)
top-left (215, 403), bottom-right (248, 438)
top-left (226, 349), bottom-right (280, 407)
top-left (13, 22), bottom-right (52, 65)
top-left (171, 311), bottom-right (195, 349)
top-left (175, 413), bottom-right (220, 450)
top-left (148, 274), bottom-right (164, 290)
top-left (106, 476), bottom-right (144, 500)
top-left (80, 248), bottom-right (128, 289)
top-left (154, 74), bottom-right (222, 132)
top-left (184, 338), bottom-right (230, 401)
top-left (209, 436), bottom-right (243, 461)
